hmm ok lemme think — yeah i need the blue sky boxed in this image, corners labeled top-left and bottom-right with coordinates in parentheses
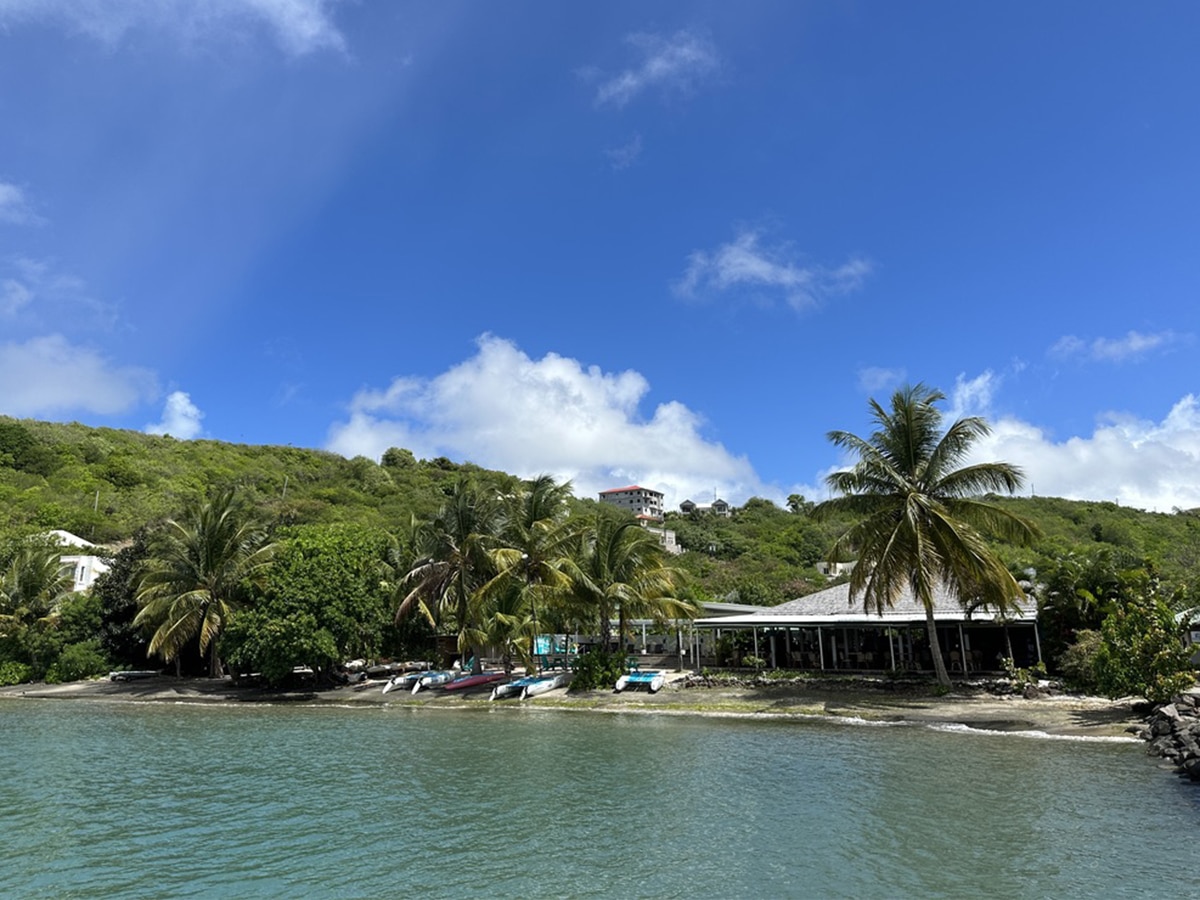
top-left (2, 1), bottom-right (1199, 512)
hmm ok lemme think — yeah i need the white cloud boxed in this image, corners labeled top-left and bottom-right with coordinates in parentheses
top-left (327, 334), bottom-right (771, 507)
top-left (968, 396), bottom-right (1200, 513)
top-left (605, 133), bottom-right (643, 171)
top-left (0, 0), bottom-right (346, 56)
top-left (857, 366), bottom-right (905, 394)
top-left (948, 370), bottom-right (999, 420)
top-left (145, 391), bottom-right (204, 439)
top-left (1, 279), bottom-right (32, 316)
top-left (0, 182), bottom-right (40, 225)
top-left (592, 29), bottom-right (719, 108)
top-left (1050, 329), bottom-right (1187, 363)
top-left (676, 228), bottom-right (872, 312)
top-left (0, 334), bottom-right (157, 416)
top-left (0, 257), bottom-right (119, 331)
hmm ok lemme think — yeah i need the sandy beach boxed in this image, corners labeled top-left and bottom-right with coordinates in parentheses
top-left (0, 673), bottom-right (1146, 740)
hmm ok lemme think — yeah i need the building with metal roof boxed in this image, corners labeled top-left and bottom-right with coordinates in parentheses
top-left (695, 581), bottom-right (1042, 675)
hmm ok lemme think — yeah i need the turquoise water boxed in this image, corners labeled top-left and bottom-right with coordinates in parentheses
top-left (2, 700), bottom-right (1197, 898)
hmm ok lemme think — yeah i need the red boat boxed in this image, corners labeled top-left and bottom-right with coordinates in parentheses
top-left (441, 671), bottom-right (509, 691)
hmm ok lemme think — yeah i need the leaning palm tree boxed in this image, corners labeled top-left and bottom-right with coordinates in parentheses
top-left (557, 512), bottom-right (696, 652)
top-left (135, 489), bottom-right (275, 677)
top-left (813, 384), bottom-right (1038, 687)
top-left (395, 478), bottom-right (504, 674)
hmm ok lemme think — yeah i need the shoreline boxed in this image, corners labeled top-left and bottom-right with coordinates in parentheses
top-left (0, 674), bottom-right (1146, 740)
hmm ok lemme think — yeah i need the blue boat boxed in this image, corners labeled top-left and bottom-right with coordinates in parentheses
top-left (614, 670), bottom-right (666, 693)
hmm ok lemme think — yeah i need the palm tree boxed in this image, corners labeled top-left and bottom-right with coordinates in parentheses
top-left (0, 542), bottom-right (74, 671)
top-left (558, 512), bottom-right (696, 653)
top-left (395, 478), bottom-right (504, 674)
top-left (135, 489), bottom-right (275, 676)
top-left (485, 474), bottom-right (579, 672)
top-left (813, 384), bottom-right (1038, 687)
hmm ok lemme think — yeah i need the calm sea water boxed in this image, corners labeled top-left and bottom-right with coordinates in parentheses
top-left (2, 699), bottom-right (1196, 899)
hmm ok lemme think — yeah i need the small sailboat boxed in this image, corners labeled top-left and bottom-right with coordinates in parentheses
top-left (442, 671), bottom-right (508, 692)
top-left (613, 670), bottom-right (666, 693)
top-left (519, 671), bottom-right (573, 700)
top-left (381, 671), bottom-right (424, 695)
top-left (412, 670), bottom-right (455, 694)
top-left (489, 677), bottom-right (532, 701)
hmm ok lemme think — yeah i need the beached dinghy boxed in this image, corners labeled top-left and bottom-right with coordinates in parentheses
top-left (519, 671), bottom-right (572, 700)
top-left (489, 677), bottom-right (533, 701)
top-left (613, 670), bottom-right (666, 693)
top-left (412, 670), bottom-right (456, 694)
top-left (442, 672), bottom-right (508, 692)
top-left (381, 671), bottom-right (425, 695)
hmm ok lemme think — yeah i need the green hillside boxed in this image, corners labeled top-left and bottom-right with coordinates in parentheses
top-left (4, 414), bottom-right (1200, 606)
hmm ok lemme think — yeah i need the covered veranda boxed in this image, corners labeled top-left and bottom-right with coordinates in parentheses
top-left (694, 582), bottom-right (1042, 675)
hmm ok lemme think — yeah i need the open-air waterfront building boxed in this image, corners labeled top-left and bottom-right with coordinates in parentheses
top-left (695, 581), bottom-right (1042, 674)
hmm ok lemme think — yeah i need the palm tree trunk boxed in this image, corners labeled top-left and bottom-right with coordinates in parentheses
top-left (209, 643), bottom-right (223, 679)
top-left (924, 607), bottom-right (951, 687)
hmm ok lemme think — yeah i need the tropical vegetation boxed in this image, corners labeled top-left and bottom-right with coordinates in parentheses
top-left (0, 409), bottom-right (1195, 701)
top-left (813, 385), bottom-right (1040, 686)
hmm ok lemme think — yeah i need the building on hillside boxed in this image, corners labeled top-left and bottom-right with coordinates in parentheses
top-left (815, 560), bottom-right (856, 579)
top-left (679, 498), bottom-right (732, 517)
top-left (695, 581), bottom-right (1041, 674)
top-left (598, 485), bottom-right (681, 555)
top-left (47, 529), bottom-right (111, 592)
top-left (638, 516), bottom-right (682, 555)
top-left (598, 485), bottom-right (664, 519)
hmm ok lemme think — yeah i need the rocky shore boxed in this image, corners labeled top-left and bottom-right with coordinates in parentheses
top-left (1135, 693), bottom-right (1200, 781)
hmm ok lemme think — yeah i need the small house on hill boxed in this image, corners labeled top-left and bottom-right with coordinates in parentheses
top-left (679, 498), bottom-right (731, 517)
top-left (47, 530), bottom-right (110, 593)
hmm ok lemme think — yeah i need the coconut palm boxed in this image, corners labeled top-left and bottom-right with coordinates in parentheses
top-left (558, 512), bottom-right (696, 652)
top-left (813, 384), bottom-right (1038, 687)
top-left (395, 478), bottom-right (504, 674)
top-left (0, 542), bottom-right (74, 670)
top-left (135, 489), bottom-right (275, 676)
top-left (485, 474), bottom-right (580, 672)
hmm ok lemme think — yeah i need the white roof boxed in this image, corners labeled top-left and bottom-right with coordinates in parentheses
top-left (47, 529), bottom-right (95, 549)
top-left (697, 581), bottom-right (1036, 627)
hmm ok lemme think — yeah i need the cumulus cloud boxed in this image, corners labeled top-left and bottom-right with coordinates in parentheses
top-left (0, 334), bottom-right (157, 416)
top-left (591, 29), bottom-right (719, 108)
top-left (0, 182), bottom-right (40, 225)
top-left (327, 334), bottom-right (769, 507)
top-left (0, 0), bottom-right (347, 55)
top-left (969, 396), bottom-right (1200, 513)
top-left (1050, 330), bottom-right (1188, 363)
top-left (145, 391), bottom-right (204, 439)
top-left (922, 370), bottom-right (1200, 513)
top-left (676, 228), bottom-right (872, 312)
top-left (948, 370), bottom-right (1000, 420)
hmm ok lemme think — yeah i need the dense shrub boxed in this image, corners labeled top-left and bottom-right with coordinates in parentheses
top-left (45, 641), bottom-right (110, 684)
top-left (569, 649), bottom-right (627, 691)
top-left (1057, 629), bottom-right (1102, 693)
top-left (1094, 597), bottom-right (1195, 704)
top-left (0, 661), bottom-right (32, 686)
